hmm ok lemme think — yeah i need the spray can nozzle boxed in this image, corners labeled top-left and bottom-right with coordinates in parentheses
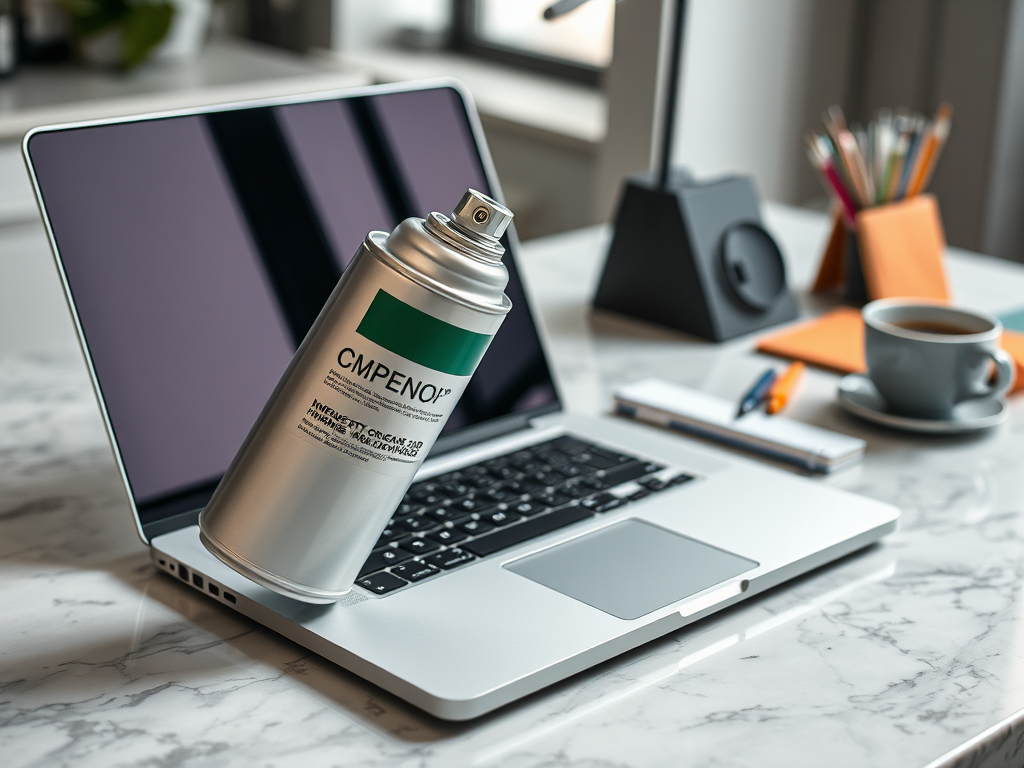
top-left (448, 189), bottom-right (513, 241)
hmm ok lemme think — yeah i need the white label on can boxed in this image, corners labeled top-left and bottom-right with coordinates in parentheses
top-left (292, 288), bottom-right (492, 477)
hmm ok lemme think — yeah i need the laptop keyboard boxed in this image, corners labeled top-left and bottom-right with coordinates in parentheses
top-left (355, 436), bottom-right (694, 596)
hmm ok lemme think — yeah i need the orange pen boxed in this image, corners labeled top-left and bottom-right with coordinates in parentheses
top-left (906, 103), bottom-right (953, 197)
top-left (766, 361), bottom-right (805, 415)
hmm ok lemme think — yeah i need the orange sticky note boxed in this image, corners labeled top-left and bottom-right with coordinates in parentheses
top-left (756, 308), bottom-right (866, 374)
top-left (1000, 330), bottom-right (1024, 394)
top-left (856, 195), bottom-right (949, 302)
top-left (758, 310), bottom-right (1024, 395)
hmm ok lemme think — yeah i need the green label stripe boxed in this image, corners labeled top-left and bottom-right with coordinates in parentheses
top-left (356, 289), bottom-right (492, 376)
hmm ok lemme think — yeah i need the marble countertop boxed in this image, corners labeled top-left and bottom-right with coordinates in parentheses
top-left (0, 39), bottom-right (370, 142)
top-left (5, 205), bottom-right (1024, 767)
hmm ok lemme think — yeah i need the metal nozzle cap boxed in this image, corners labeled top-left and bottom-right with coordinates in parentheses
top-left (450, 189), bottom-right (513, 241)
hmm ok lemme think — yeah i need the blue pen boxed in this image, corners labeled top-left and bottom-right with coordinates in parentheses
top-left (736, 368), bottom-right (777, 418)
top-left (896, 123), bottom-right (922, 199)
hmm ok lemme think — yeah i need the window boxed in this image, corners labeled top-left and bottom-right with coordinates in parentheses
top-left (452, 0), bottom-right (615, 85)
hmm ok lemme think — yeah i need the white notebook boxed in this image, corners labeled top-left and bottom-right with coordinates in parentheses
top-left (614, 378), bottom-right (865, 473)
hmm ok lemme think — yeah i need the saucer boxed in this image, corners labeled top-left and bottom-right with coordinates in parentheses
top-left (836, 373), bottom-right (1008, 434)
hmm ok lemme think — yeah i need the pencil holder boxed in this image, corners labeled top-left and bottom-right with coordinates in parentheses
top-left (812, 194), bottom-right (949, 305)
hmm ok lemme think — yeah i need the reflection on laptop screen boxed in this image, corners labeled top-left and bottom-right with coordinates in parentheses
top-left (28, 86), bottom-right (559, 529)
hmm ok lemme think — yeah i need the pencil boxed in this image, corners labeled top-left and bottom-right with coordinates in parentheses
top-left (806, 136), bottom-right (858, 227)
top-left (878, 148), bottom-right (898, 204)
top-left (822, 161), bottom-right (858, 227)
top-left (806, 104), bottom-right (951, 211)
top-left (883, 133), bottom-right (909, 202)
top-left (873, 116), bottom-right (895, 203)
top-left (837, 131), bottom-right (874, 207)
top-left (874, 108), bottom-right (893, 182)
top-left (824, 104), bottom-right (848, 137)
top-left (896, 116), bottom-right (925, 199)
top-left (821, 106), bottom-right (852, 179)
top-left (817, 135), bottom-right (848, 189)
top-left (907, 103), bottom-right (953, 196)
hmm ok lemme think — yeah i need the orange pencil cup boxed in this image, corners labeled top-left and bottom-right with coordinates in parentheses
top-left (812, 194), bottom-right (949, 305)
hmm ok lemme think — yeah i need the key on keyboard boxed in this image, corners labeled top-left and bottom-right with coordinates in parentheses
top-left (462, 505), bottom-right (593, 558)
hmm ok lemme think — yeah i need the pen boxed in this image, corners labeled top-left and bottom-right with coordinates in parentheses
top-left (543, 0), bottom-right (590, 19)
top-left (766, 361), bottom-right (805, 415)
top-left (736, 368), bottom-right (777, 418)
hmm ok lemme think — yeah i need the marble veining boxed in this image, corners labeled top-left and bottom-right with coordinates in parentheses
top-left (5, 210), bottom-right (1024, 767)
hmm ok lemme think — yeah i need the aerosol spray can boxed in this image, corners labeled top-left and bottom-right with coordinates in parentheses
top-left (199, 190), bottom-right (513, 603)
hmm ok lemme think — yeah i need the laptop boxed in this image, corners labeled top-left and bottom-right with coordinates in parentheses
top-left (23, 80), bottom-right (899, 721)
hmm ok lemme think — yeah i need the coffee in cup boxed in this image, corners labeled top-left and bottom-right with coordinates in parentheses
top-left (862, 299), bottom-right (1015, 420)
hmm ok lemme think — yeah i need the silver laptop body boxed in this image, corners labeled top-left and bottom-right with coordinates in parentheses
top-left (23, 80), bottom-right (899, 721)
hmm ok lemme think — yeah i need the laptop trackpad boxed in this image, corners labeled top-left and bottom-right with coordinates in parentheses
top-left (505, 519), bottom-right (758, 620)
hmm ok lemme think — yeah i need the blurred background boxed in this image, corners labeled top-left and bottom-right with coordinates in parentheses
top-left (2, 0), bottom-right (1023, 352)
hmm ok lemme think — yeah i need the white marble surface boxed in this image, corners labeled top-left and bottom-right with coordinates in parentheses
top-left (5, 206), bottom-right (1024, 767)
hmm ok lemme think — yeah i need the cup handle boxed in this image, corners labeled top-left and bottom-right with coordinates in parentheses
top-left (970, 349), bottom-right (1016, 400)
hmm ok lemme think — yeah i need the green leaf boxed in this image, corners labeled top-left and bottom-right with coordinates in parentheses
top-left (59, 0), bottom-right (131, 36)
top-left (120, 2), bottom-right (175, 70)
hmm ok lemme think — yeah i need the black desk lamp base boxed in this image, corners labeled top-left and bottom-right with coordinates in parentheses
top-left (593, 170), bottom-right (798, 342)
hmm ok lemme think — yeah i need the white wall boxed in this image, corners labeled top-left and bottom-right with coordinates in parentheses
top-left (673, 0), bottom-right (810, 201)
top-left (334, 0), bottom-right (450, 52)
top-left (669, 0), bottom-right (854, 205)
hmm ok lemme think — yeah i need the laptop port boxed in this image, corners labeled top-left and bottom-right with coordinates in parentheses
top-left (178, 565), bottom-right (189, 582)
top-left (223, 592), bottom-right (237, 604)
top-left (208, 583), bottom-right (220, 596)
top-left (192, 573), bottom-right (204, 589)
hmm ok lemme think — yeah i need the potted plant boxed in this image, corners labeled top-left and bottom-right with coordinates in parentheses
top-left (59, 0), bottom-right (180, 69)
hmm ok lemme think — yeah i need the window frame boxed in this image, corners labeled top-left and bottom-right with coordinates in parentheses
top-left (450, 0), bottom-right (605, 87)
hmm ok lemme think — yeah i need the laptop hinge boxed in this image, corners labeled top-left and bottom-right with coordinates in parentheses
top-left (428, 402), bottom-right (560, 458)
top-left (143, 508), bottom-right (201, 540)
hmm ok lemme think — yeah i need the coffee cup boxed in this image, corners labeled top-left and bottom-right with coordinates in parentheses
top-left (862, 299), bottom-right (1015, 420)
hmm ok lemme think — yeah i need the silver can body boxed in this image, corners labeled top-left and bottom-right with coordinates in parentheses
top-left (199, 192), bottom-right (513, 603)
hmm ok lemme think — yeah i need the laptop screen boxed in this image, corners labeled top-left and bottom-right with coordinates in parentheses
top-left (26, 84), bottom-right (559, 532)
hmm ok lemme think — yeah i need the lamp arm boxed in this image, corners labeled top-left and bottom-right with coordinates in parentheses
top-left (657, 0), bottom-right (687, 190)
